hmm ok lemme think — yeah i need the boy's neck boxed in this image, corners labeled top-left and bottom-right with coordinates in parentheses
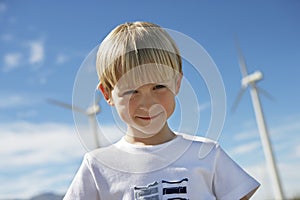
top-left (125, 123), bottom-right (176, 146)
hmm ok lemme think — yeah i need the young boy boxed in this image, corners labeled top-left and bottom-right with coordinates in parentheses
top-left (64, 21), bottom-right (260, 200)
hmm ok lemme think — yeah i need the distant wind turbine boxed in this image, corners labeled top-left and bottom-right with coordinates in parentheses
top-left (232, 40), bottom-right (285, 200)
top-left (47, 94), bottom-right (101, 148)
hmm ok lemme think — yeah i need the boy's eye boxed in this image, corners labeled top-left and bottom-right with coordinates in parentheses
top-left (153, 85), bottom-right (166, 90)
top-left (122, 90), bottom-right (137, 96)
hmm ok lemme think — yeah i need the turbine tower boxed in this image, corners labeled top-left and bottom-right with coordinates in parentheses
top-left (233, 41), bottom-right (284, 200)
top-left (47, 94), bottom-right (101, 148)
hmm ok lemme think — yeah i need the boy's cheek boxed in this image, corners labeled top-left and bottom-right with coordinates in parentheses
top-left (111, 92), bottom-right (131, 108)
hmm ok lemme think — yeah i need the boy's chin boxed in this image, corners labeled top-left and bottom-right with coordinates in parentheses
top-left (128, 121), bottom-right (166, 138)
top-left (125, 112), bottom-right (168, 138)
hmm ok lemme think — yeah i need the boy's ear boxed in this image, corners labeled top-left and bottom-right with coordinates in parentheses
top-left (98, 83), bottom-right (114, 106)
top-left (175, 73), bottom-right (183, 95)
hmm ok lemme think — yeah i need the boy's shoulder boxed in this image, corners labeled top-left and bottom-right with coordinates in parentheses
top-left (83, 133), bottom-right (222, 172)
top-left (176, 133), bottom-right (221, 159)
top-left (87, 133), bottom-right (219, 156)
top-left (177, 132), bottom-right (218, 148)
top-left (85, 133), bottom-right (220, 164)
top-left (177, 132), bottom-right (217, 143)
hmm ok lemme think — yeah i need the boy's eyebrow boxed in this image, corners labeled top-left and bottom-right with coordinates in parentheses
top-left (114, 79), bottom-right (176, 94)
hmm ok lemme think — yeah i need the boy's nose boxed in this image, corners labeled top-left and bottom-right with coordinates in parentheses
top-left (138, 93), bottom-right (156, 111)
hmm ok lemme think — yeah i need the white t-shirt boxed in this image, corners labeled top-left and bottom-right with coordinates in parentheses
top-left (64, 134), bottom-right (259, 200)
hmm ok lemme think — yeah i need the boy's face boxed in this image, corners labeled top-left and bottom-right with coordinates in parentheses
top-left (101, 66), bottom-right (182, 137)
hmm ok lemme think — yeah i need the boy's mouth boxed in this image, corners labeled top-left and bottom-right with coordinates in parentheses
top-left (136, 112), bottom-right (163, 120)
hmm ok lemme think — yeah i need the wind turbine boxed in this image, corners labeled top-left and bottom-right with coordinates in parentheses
top-left (47, 93), bottom-right (101, 148)
top-left (233, 41), bottom-right (285, 200)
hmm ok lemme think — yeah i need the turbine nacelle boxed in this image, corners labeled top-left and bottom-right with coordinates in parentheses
top-left (86, 104), bottom-right (101, 115)
top-left (241, 70), bottom-right (263, 88)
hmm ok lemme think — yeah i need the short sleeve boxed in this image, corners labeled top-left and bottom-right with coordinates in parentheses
top-left (63, 154), bottom-right (101, 200)
top-left (213, 145), bottom-right (260, 200)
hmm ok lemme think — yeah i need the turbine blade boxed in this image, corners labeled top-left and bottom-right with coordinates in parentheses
top-left (46, 98), bottom-right (86, 114)
top-left (257, 86), bottom-right (275, 101)
top-left (234, 38), bottom-right (249, 77)
top-left (231, 88), bottom-right (246, 113)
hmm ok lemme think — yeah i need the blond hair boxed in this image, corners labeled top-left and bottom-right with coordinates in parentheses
top-left (96, 21), bottom-right (182, 93)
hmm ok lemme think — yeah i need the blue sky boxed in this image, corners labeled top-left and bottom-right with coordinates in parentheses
top-left (0, 0), bottom-right (300, 199)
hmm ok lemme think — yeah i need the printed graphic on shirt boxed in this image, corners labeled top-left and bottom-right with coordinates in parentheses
top-left (162, 178), bottom-right (188, 200)
top-left (134, 178), bottom-right (188, 200)
top-left (134, 181), bottom-right (159, 200)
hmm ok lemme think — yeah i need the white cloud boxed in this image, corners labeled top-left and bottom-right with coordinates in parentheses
top-left (233, 129), bottom-right (259, 141)
top-left (295, 145), bottom-right (300, 158)
top-left (0, 121), bottom-right (85, 168)
top-left (229, 141), bottom-right (261, 156)
top-left (0, 121), bottom-right (124, 199)
top-left (270, 119), bottom-right (300, 138)
top-left (16, 109), bottom-right (38, 118)
top-left (0, 93), bottom-right (40, 108)
top-left (228, 115), bottom-right (300, 199)
top-left (2, 52), bottom-right (22, 72)
top-left (232, 115), bottom-right (300, 158)
top-left (27, 40), bottom-right (44, 65)
top-left (0, 121), bottom-right (86, 199)
top-left (245, 162), bottom-right (300, 200)
top-left (0, 94), bottom-right (25, 108)
top-left (2, 39), bottom-right (45, 72)
top-left (56, 53), bottom-right (68, 64)
top-left (0, 2), bottom-right (7, 14)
